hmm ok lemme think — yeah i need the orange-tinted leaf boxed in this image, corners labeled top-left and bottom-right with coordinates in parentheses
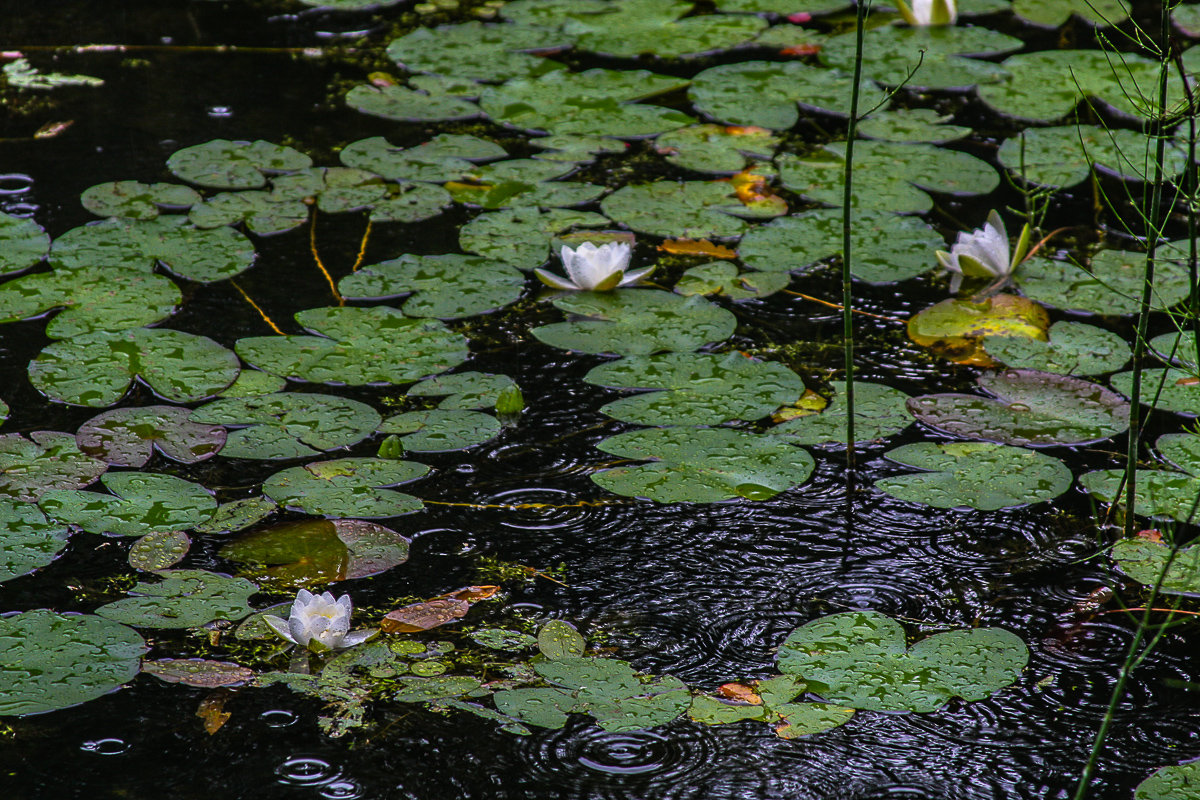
top-left (780, 44), bottom-right (821, 56)
top-left (658, 239), bottom-right (738, 259)
top-left (380, 598), bottom-right (470, 633)
top-left (1137, 529), bottom-right (1163, 542)
top-left (772, 388), bottom-right (827, 422)
top-left (196, 690), bottom-right (232, 735)
top-left (1177, 376), bottom-right (1200, 386)
top-left (440, 585), bottom-right (501, 602)
top-left (717, 682), bottom-right (763, 705)
top-left (725, 125), bottom-right (774, 138)
top-left (908, 294), bottom-right (1049, 367)
top-left (728, 170), bottom-right (788, 215)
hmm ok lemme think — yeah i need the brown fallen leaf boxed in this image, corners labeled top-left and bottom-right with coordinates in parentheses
top-left (658, 239), bottom-right (738, 259)
top-left (143, 658), bottom-right (254, 688)
top-left (1136, 529), bottom-right (1163, 542)
top-left (717, 682), bottom-right (763, 705)
top-left (196, 690), bottom-right (233, 735)
top-left (439, 585), bottom-right (500, 603)
top-left (34, 121), bottom-right (73, 139)
top-left (780, 43), bottom-right (822, 56)
top-left (381, 598), bottom-right (470, 633)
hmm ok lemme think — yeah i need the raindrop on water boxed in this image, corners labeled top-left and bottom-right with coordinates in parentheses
top-left (80, 738), bottom-right (128, 755)
top-left (260, 709), bottom-right (297, 727)
top-left (276, 755), bottom-right (341, 787)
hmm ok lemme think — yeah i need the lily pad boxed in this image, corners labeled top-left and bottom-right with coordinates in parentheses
top-left (1079, 433), bottom-right (1200, 523)
top-left (777, 610), bottom-right (1028, 712)
top-left (820, 25), bottom-right (1021, 90)
top-left (392, 675), bottom-right (483, 703)
top-left (563, 0), bottom-right (766, 59)
top-left (593, 426), bottom-right (814, 502)
top-left (1012, 0), bottom-right (1130, 27)
top-left (857, 109), bottom-right (971, 143)
top-left (0, 269), bottom-right (180, 339)
top-left (1014, 251), bottom-right (1192, 316)
top-left (470, 629), bottom-right (538, 651)
top-left (386, 22), bottom-right (566, 83)
top-left (190, 392), bottom-right (381, 460)
top-left (191, 496), bottom-right (277, 535)
top-left (94, 569), bottom-right (258, 628)
top-left (769, 381), bottom-right (911, 445)
top-left (339, 134), bottom-right (507, 184)
top-left (689, 61), bottom-right (890, 129)
top-left (408, 371), bottom-right (520, 410)
top-left (128, 530), bottom-right (190, 572)
top-left (1135, 761), bottom-right (1200, 800)
top-left (602, 180), bottom-right (782, 240)
top-left (220, 518), bottom-right (410, 584)
top-left (538, 620), bottom-right (587, 660)
top-left (674, 261), bottom-right (789, 300)
top-left (339, 254), bottom-right (526, 319)
top-left (908, 295), bottom-right (1050, 367)
top-left (345, 83), bottom-right (482, 123)
top-left (186, 190), bottom-right (308, 236)
top-left (531, 134), bottom-right (626, 164)
top-left (445, 160), bottom-right (604, 210)
top-left (263, 457), bottom-right (429, 518)
top-left (378, 410), bottom-right (502, 453)
top-left (49, 216), bottom-right (257, 283)
top-left (907, 369), bottom-right (1129, 447)
top-left (29, 328), bottom-right (240, 407)
top-left (142, 658), bottom-right (254, 688)
top-left (533, 290), bottom-right (736, 355)
top-left (0, 211), bottom-right (50, 277)
top-left (1111, 369), bottom-right (1200, 415)
top-left (738, 208), bottom-right (944, 283)
top-left (166, 139), bottom-right (312, 189)
top-left (459, 208), bottom-right (607, 270)
top-left (0, 502), bottom-right (72, 583)
top-left (584, 352), bottom-right (804, 425)
top-left (998, 125), bottom-right (1188, 188)
top-left (777, 140), bottom-right (998, 214)
top-left (76, 405), bottom-right (226, 467)
top-left (80, 181), bottom-right (200, 220)
top-left (479, 69), bottom-right (694, 137)
top-left (39, 472), bottom-right (216, 536)
top-left (0, 431), bottom-right (108, 501)
top-left (983, 321), bottom-right (1129, 376)
top-left (366, 182), bottom-right (455, 224)
top-left (875, 441), bottom-right (1072, 510)
top-left (235, 306), bottom-right (468, 386)
top-left (1111, 538), bottom-right (1200, 596)
top-left (0, 610), bottom-right (145, 715)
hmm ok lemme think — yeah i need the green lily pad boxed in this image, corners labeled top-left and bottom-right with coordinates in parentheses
top-left (235, 306), bottom-right (468, 386)
top-left (857, 108), bottom-right (971, 143)
top-left (29, 328), bottom-right (240, 407)
top-left (777, 140), bottom-right (998, 214)
top-left (0, 501), bottom-right (72, 583)
top-left (339, 134), bottom-right (507, 183)
top-left (493, 687), bottom-right (575, 729)
top-left (1014, 251), bottom-right (1192, 316)
top-left (459, 208), bottom-right (608, 269)
top-left (1135, 761), bottom-right (1200, 800)
top-left (190, 496), bottom-right (277, 535)
top-left (346, 83), bottom-right (482, 123)
top-left (1079, 433), bottom-right (1200, 523)
top-left (983, 321), bottom-right (1129, 376)
top-left (378, 410), bottom-right (502, 452)
top-left (76, 405), bottom-right (226, 467)
top-left (584, 352), bottom-right (803, 425)
top-left (738, 208), bottom-right (944, 282)
top-left (594, 426), bottom-right (814, 502)
top-left (470, 628), bottom-right (538, 651)
top-left (777, 610), bottom-right (1028, 712)
top-left (907, 369), bottom-right (1129, 447)
top-left (408, 371), bottom-right (520, 410)
top-left (714, 0), bottom-right (850, 10)
top-left (220, 518), bottom-right (410, 584)
top-left (674, 261), bottom-right (789, 300)
top-left (1111, 369), bottom-right (1200, 415)
top-left (876, 441), bottom-right (1072, 510)
top-left (263, 457), bottom-right (429, 518)
top-left (978, 50), bottom-right (1163, 122)
top-left (445, 159), bottom-right (605, 210)
top-left (688, 694), bottom-right (766, 725)
top-left (538, 619), bottom-right (587, 660)
top-left (386, 22), bottom-right (566, 83)
top-left (1111, 538), bottom-right (1200, 596)
top-left (0, 211), bottom-right (50, 277)
top-left (531, 134), bottom-right (626, 164)
top-left (602, 180), bottom-right (781, 240)
top-left (0, 431), bottom-right (108, 501)
top-left (565, 0), bottom-right (766, 59)
top-left (688, 61), bottom-right (889, 129)
top-left (769, 381), bottom-right (911, 445)
top-left (166, 139), bottom-right (312, 189)
top-left (365, 182), bottom-right (454, 224)
top-left (1176, 4), bottom-right (1200, 34)
top-left (0, 269), bottom-right (180, 338)
top-left (479, 69), bottom-right (694, 137)
top-left (533, 290), bottom-right (736, 355)
top-left (1012, 0), bottom-right (1129, 27)
top-left (392, 675), bottom-right (483, 703)
top-left (1149, 330), bottom-right (1200, 368)
top-left (186, 190), bottom-right (308, 236)
top-left (190, 392), bottom-right (381, 460)
top-left (998, 125), bottom-right (1188, 188)
top-left (0, 610), bottom-right (145, 715)
top-left (529, 656), bottom-right (691, 732)
top-left (49, 216), bottom-right (257, 283)
top-left (339, 254), bottom-right (526, 319)
top-left (128, 530), bottom-right (190, 572)
top-left (820, 25), bottom-right (1021, 90)
top-left (80, 181), bottom-right (200, 220)
top-left (39, 472), bottom-right (216, 536)
top-left (94, 569), bottom-right (258, 628)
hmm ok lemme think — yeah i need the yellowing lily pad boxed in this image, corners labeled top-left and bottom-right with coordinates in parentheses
top-left (908, 295), bottom-right (1050, 367)
top-left (220, 518), bottom-right (410, 584)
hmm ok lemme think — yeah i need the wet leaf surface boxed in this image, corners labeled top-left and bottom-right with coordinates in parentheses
top-left (769, 381), bottom-right (911, 445)
top-left (378, 409), bottom-right (502, 452)
top-left (0, 501), bottom-right (72, 583)
top-left (128, 530), bottom-right (190, 572)
top-left (142, 659), bottom-right (254, 688)
top-left (221, 518), bottom-right (410, 584)
top-left (0, 431), bottom-right (108, 502)
top-left (983, 321), bottom-right (1129, 376)
top-left (340, 254), bottom-right (526, 319)
top-left (39, 472), bottom-right (217, 536)
top-left (191, 392), bottom-right (381, 460)
top-left (94, 569), bottom-right (258, 628)
top-left (77, 405), bottom-right (226, 467)
top-left (263, 457), bottom-right (429, 518)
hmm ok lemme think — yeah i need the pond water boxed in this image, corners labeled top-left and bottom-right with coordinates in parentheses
top-left (3, 1), bottom-right (1200, 798)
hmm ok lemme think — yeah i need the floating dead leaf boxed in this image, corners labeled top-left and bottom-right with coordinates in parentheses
top-left (439, 585), bottom-right (500, 602)
top-left (771, 388), bottom-right (827, 422)
top-left (728, 170), bottom-right (787, 215)
top-left (908, 294), bottom-right (1049, 367)
top-left (780, 43), bottom-right (821, 56)
top-left (380, 598), bottom-right (470, 633)
top-left (1070, 586), bottom-right (1114, 616)
top-left (717, 682), bottom-right (763, 705)
top-left (368, 72), bottom-right (398, 87)
top-left (197, 690), bottom-right (233, 735)
top-left (658, 239), bottom-right (738, 259)
top-left (144, 658), bottom-right (254, 688)
top-left (1136, 529), bottom-right (1163, 542)
top-left (1177, 376), bottom-right (1200, 386)
top-left (34, 121), bottom-right (73, 139)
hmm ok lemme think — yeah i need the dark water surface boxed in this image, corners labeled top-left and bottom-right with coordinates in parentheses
top-left (2, 2), bottom-right (1200, 799)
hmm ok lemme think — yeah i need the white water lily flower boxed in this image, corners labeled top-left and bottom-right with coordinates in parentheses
top-left (263, 589), bottom-right (375, 653)
top-left (936, 210), bottom-right (1030, 293)
top-left (534, 241), bottom-right (654, 291)
top-left (897, 0), bottom-right (957, 26)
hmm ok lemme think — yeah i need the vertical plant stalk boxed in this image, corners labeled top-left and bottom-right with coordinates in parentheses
top-left (840, 0), bottom-right (871, 474)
